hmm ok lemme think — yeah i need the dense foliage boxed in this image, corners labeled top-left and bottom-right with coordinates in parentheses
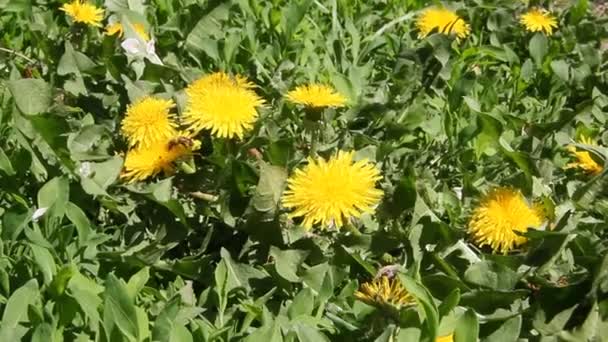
top-left (0, 0), bottom-right (607, 341)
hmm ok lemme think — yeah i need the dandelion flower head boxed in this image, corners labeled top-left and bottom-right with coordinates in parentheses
top-left (60, 0), bottom-right (104, 27)
top-left (122, 136), bottom-right (200, 182)
top-left (520, 8), bottom-right (558, 35)
top-left (183, 72), bottom-right (265, 139)
top-left (354, 276), bottom-right (414, 308)
top-left (566, 136), bottom-right (604, 175)
top-left (436, 334), bottom-right (454, 342)
top-left (282, 151), bottom-right (383, 229)
top-left (285, 84), bottom-right (347, 108)
top-left (121, 96), bottom-right (177, 148)
top-left (416, 7), bottom-right (470, 39)
top-left (468, 187), bottom-right (544, 254)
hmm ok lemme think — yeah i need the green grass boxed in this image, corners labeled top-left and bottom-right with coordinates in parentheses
top-left (0, 0), bottom-right (607, 340)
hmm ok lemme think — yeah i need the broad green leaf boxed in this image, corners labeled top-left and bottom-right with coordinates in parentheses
top-left (269, 247), bottom-right (309, 282)
top-left (482, 315), bottom-right (522, 342)
top-left (281, 0), bottom-right (313, 41)
top-left (37, 176), bottom-right (69, 217)
top-left (293, 322), bottom-right (330, 342)
top-left (29, 244), bottom-right (57, 285)
top-left (399, 274), bottom-right (439, 340)
top-left (464, 261), bottom-right (519, 291)
top-left (8, 78), bottom-right (52, 115)
top-left (58, 41), bottom-right (95, 76)
top-left (65, 202), bottom-right (92, 245)
top-left (152, 297), bottom-right (180, 342)
top-left (0, 147), bottom-right (15, 175)
top-left (127, 267), bottom-right (150, 299)
top-left (0, 279), bottom-right (39, 339)
top-left (529, 33), bottom-right (548, 66)
top-left (288, 288), bottom-right (315, 319)
top-left (103, 274), bottom-right (140, 341)
top-left (252, 162), bottom-right (287, 212)
top-left (454, 309), bottom-right (479, 342)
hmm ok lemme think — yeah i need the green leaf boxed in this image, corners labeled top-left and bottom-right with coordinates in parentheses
top-left (152, 297), bottom-right (180, 342)
top-left (455, 309), bottom-right (479, 342)
top-left (252, 162), bottom-right (287, 213)
top-left (269, 247), bottom-right (309, 282)
top-left (0, 147), bottom-right (15, 175)
top-left (126, 267), bottom-right (150, 299)
top-left (482, 315), bottom-right (522, 342)
top-left (103, 274), bottom-right (140, 341)
top-left (281, 0), bottom-right (313, 41)
top-left (529, 33), bottom-right (548, 66)
top-left (8, 79), bottom-right (52, 115)
top-left (37, 177), bottom-right (69, 213)
top-left (293, 322), bottom-right (330, 342)
top-left (58, 41), bottom-right (96, 76)
top-left (65, 202), bottom-right (92, 245)
top-left (399, 274), bottom-right (439, 340)
top-left (288, 288), bottom-right (315, 319)
top-left (464, 261), bottom-right (519, 291)
top-left (551, 60), bottom-right (570, 81)
top-left (79, 157), bottom-right (123, 196)
top-left (29, 244), bottom-right (57, 285)
top-left (0, 279), bottom-right (39, 339)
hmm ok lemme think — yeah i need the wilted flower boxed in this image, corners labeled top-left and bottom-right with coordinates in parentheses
top-left (60, 0), bottom-right (104, 27)
top-left (121, 38), bottom-right (163, 65)
top-left (282, 151), bottom-right (383, 229)
top-left (566, 136), bottom-right (604, 175)
top-left (120, 97), bottom-right (177, 148)
top-left (416, 7), bottom-right (470, 39)
top-left (468, 187), bottom-right (544, 254)
top-left (354, 276), bottom-right (414, 308)
top-left (520, 8), bottom-right (558, 35)
top-left (285, 84), bottom-right (347, 108)
top-left (182, 72), bottom-right (265, 139)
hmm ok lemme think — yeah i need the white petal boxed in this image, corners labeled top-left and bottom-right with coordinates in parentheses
top-left (32, 207), bottom-right (48, 221)
top-left (121, 38), bottom-right (142, 54)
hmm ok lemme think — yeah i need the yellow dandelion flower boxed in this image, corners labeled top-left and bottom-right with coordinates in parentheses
top-left (105, 22), bottom-right (150, 41)
top-left (468, 187), bottom-right (544, 254)
top-left (122, 136), bottom-right (200, 182)
top-left (436, 334), bottom-right (454, 342)
top-left (60, 0), bottom-right (104, 27)
top-left (520, 8), bottom-right (558, 35)
top-left (566, 136), bottom-right (604, 175)
top-left (416, 7), bottom-right (470, 39)
top-left (285, 84), bottom-right (347, 108)
top-left (121, 97), bottom-right (177, 148)
top-left (282, 151), bottom-right (383, 229)
top-left (354, 276), bottom-right (414, 308)
top-left (183, 72), bottom-right (265, 139)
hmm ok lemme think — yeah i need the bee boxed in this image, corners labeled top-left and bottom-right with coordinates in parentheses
top-left (167, 136), bottom-right (194, 151)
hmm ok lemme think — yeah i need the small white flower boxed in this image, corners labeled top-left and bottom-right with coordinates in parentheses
top-left (79, 162), bottom-right (92, 178)
top-left (453, 187), bottom-right (463, 200)
top-left (121, 38), bottom-right (163, 65)
top-left (32, 207), bottom-right (48, 221)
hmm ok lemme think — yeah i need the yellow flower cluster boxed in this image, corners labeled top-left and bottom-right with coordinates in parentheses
top-left (119, 72), bottom-right (350, 183)
top-left (120, 97), bottom-right (200, 183)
